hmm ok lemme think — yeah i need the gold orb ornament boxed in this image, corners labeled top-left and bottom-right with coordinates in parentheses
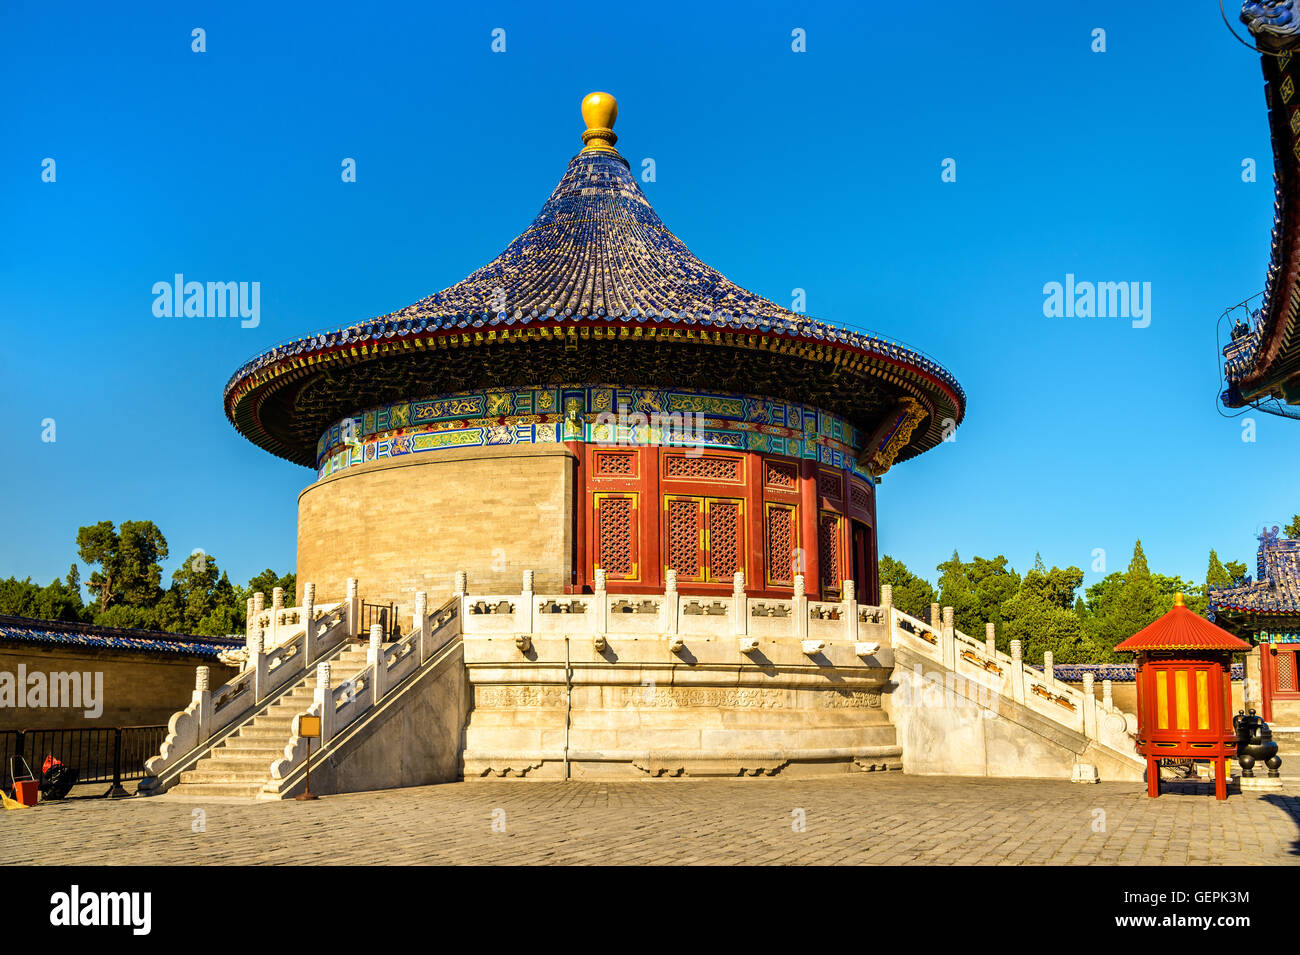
top-left (580, 91), bottom-right (619, 154)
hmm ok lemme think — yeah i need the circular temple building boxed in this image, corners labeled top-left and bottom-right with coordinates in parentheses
top-left (225, 93), bottom-right (965, 614)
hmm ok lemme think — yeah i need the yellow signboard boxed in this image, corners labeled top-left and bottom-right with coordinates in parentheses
top-left (299, 716), bottom-right (321, 739)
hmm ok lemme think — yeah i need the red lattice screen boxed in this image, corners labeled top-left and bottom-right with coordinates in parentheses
top-left (666, 497), bottom-right (703, 580)
top-left (818, 512), bottom-right (842, 596)
top-left (1277, 651), bottom-right (1298, 693)
top-left (665, 454), bottom-right (741, 483)
top-left (708, 500), bottom-right (742, 582)
top-left (850, 482), bottom-right (871, 512)
top-left (596, 494), bottom-right (637, 580)
top-left (766, 505), bottom-right (796, 585)
top-left (594, 452), bottom-right (636, 477)
top-left (818, 470), bottom-right (842, 502)
top-left (764, 459), bottom-right (798, 490)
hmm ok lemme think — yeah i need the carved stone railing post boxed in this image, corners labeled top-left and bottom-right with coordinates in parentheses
top-left (253, 591), bottom-right (265, 614)
top-left (1081, 672), bottom-right (1098, 739)
top-left (732, 570), bottom-right (747, 637)
top-left (594, 568), bottom-right (608, 634)
top-left (194, 666), bottom-right (213, 742)
top-left (414, 591), bottom-right (429, 662)
top-left (1102, 678), bottom-right (1114, 710)
top-left (879, 583), bottom-right (893, 615)
top-left (941, 606), bottom-right (956, 669)
top-left (1043, 650), bottom-right (1055, 684)
top-left (842, 579), bottom-right (858, 642)
top-left (1009, 640), bottom-right (1025, 704)
top-left (345, 578), bottom-right (360, 636)
top-left (519, 570), bottom-right (535, 634)
top-left (249, 629), bottom-right (267, 703)
top-left (369, 623), bottom-right (386, 699)
top-left (302, 583), bottom-right (317, 661)
top-left (244, 596), bottom-right (256, 652)
top-left (929, 602), bottom-right (940, 631)
top-left (793, 573), bottom-right (809, 641)
top-left (454, 571), bottom-right (468, 622)
top-left (985, 622), bottom-right (996, 657)
top-left (315, 662), bottom-right (333, 743)
top-left (662, 569), bottom-right (679, 635)
top-left (271, 586), bottom-right (284, 646)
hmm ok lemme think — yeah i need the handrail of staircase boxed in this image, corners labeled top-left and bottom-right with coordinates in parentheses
top-left (269, 593), bottom-right (463, 785)
top-left (139, 590), bottom-right (357, 793)
top-left (889, 605), bottom-right (1137, 753)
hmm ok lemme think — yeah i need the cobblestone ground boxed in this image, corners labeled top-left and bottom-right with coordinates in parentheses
top-left (2, 775), bottom-right (1298, 865)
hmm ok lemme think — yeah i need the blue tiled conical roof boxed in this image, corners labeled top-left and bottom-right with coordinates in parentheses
top-left (224, 96), bottom-right (965, 468)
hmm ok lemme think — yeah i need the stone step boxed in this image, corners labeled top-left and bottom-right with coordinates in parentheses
top-left (171, 781), bottom-right (266, 797)
top-left (235, 725), bottom-right (294, 740)
top-left (211, 743), bottom-right (283, 758)
top-left (181, 764), bottom-right (272, 781)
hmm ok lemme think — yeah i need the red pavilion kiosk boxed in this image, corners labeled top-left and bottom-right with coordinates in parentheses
top-left (1114, 594), bottom-right (1251, 800)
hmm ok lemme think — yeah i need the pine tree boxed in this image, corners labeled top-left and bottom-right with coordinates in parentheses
top-left (1206, 549), bottom-right (1232, 591)
top-left (1110, 539), bottom-right (1159, 642)
top-left (878, 555), bottom-right (937, 622)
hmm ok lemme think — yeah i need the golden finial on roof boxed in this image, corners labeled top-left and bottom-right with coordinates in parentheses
top-left (580, 91), bottom-right (619, 154)
top-left (1174, 592), bottom-right (1186, 607)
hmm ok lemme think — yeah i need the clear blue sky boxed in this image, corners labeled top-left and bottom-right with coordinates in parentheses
top-left (1, 0), bottom-right (1295, 596)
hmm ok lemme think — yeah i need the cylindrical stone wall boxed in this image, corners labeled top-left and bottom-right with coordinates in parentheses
top-left (297, 443), bottom-right (576, 607)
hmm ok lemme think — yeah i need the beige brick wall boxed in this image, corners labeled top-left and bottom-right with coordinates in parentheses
top-left (297, 444), bottom-right (576, 611)
top-left (0, 644), bottom-right (238, 730)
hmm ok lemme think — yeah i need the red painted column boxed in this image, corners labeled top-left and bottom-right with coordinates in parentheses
top-left (799, 458), bottom-right (821, 599)
top-left (567, 440), bottom-right (585, 593)
top-left (1261, 647), bottom-right (1274, 723)
top-left (643, 446), bottom-right (661, 589)
top-left (746, 452), bottom-right (765, 592)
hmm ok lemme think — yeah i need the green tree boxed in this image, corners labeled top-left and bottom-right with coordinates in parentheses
top-left (1225, 559), bottom-right (1249, 583)
top-left (1206, 549), bottom-right (1232, 590)
top-left (76, 520), bottom-right (169, 613)
top-left (1285, 515), bottom-right (1300, 538)
top-left (241, 568), bottom-right (297, 607)
top-left (878, 556), bottom-right (936, 622)
top-left (154, 550), bottom-right (227, 634)
top-left (0, 574), bottom-right (84, 622)
top-left (999, 559), bottom-right (1097, 662)
top-left (936, 551), bottom-right (1020, 634)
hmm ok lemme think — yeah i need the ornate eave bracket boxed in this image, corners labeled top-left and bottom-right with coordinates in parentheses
top-left (858, 397), bottom-right (927, 479)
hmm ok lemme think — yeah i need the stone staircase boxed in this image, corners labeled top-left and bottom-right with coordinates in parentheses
top-left (885, 604), bottom-right (1144, 781)
top-left (170, 642), bottom-right (376, 797)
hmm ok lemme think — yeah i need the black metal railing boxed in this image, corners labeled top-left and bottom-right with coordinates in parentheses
top-left (359, 601), bottom-right (399, 640)
top-left (0, 725), bottom-right (167, 798)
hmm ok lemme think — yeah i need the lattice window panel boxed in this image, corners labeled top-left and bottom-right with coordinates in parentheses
top-left (1277, 651), bottom-right (1298, 693)
top-left (764, 459), bottom-right (798, 490)
top-left (594, 451), bottom-right (636, 477)
top-left (596, 494), bottom-right (637, 580)
top-left (850, 482), bottom-right (871, 512)
top-left (666, 497), bottom-right (704, 580)
top-left (708, 500), bottom-right (743, 582)
top-left (818, 470), bottom-right (842, 502)
top-left (665, 454), bottom-right (741, 483)
top-left (819, 512), bottom-right (842, 596)
top-left (766, 505), bottom-right (796, 585)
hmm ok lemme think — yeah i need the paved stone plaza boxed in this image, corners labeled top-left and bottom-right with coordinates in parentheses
top-left (2, 775), bottom-right (1299, 865)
